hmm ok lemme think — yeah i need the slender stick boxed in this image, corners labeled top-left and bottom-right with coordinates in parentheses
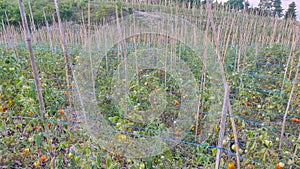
top-left (289, 131), bottom-right (300, 169)
top-left (87, 0), bottom-right (97, 101)
top-left (115, 4), bottom-right (129, 117)
top-left (195, 5), bottom-right (209, 141)
top-left (54, 0), bottom-right (84, 112)
top-left (288, 27), bottom-right (299, 80)
top-left (280, 26), bottom-right (299, 95)
top-left (206, 1), bottom-right (240, 168)
top-left (1, 19), bottom-right (8, 53)
top-left (18, 0), bottom-right (45, 116)
top-left (5, 11), bottom-right (18, 58)
top-left (270, 17), bottom-right (278, 46)
top-left (81, 12), bottom-right (87, 47)
top-left (27, 0), bottom-right (36, 33)
top-left (279, 53), bottom-right (300, 150)
top-left (54, 0), bottom-right (72, 109)
top-left (43, 10), bottom-right (53, 52)
top-left (222, 17), bottom-right (234, 63)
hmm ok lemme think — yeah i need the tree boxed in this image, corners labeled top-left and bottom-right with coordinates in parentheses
top-left (226, 0), bottom-right (244, 10)
top-left (272, 0), bottom-right (283, 17)
top-left (285, 2), bottom-right (297, 19)
top-left (259, 0), bottom-right (272, 10)
top-left (244, 0), bottom-right (250, 10)
top-left (258, 0), bottom-right (272, 15)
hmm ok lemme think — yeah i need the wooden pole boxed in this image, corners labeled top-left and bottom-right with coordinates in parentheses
top-left (279, 53), bottom-right (300, 150)
top-left (206, 1), bottom-right (240, 168)
top-left (54, 0), bottom-right (73, 109)
top-left (54, 0), bottom-right (85, 113)
top-left (18, 0), bottom-right (45, 116)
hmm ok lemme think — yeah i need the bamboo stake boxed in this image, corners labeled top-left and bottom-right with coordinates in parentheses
top-left (289, 131), bottom-right (300, 169)
top-left (237, 25), bottom-right (243, 72)
top-left (195, 4), bottom-right (209, 141)
top-left (18, 0), bottom-right (45, 116)
top-left (87, 0), bottom-right (97, 102)
top-left (43, 10), bottom-right (53, 52)
top-left (54, 0), bottom-right (84, 112)
top-left (269, 17), bottom-right (277, 46)
top-left (279, 53), bottom-right (300, 150)
top-left (222, 17), bottom-right (234, 63)
top-left (27, 0), bottom-right (36, 33)
top-left (132, 9), bottom-right (139, 80)
top-left (288, 27), bottom-right (299, 80)
top-left (281, 27), bottom-right (298, 95)
top-left (1, 20), bottom-right (8, 53)
top-left (5, 11), bottom-right (18, 58)
top-left (54, 1), bottom-right (72, 109)
top-left (206, 1), bottom-right (240, 168)
top-left (241, 18), bottom-right (252, 73)
top-left (81, 12), bottom-right (87, 48)
top-left (115, 4), bottom-right (129, 117)
top-left (261, 21), bottom-right (267, 47)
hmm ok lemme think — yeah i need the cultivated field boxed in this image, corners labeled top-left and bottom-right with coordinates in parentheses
top-left (0, 0), bottom-right (299, 168)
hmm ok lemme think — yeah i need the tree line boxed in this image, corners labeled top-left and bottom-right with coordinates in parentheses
top-left (177, 0), bottom-right (297, 19)
top-left (224, 0), bottom-right (297, 19)
top-left (0, 0), bottom-right (298, 28)
top-left (0, 0), bottom-right (116, 27)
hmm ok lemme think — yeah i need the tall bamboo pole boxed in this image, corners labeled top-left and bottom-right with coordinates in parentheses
top-left (5, 11), bottom-right (18, 58)
top-left (195, 4), bottom-right (209, 141)
top-left (43, 10), bottom-right (53, 52)
top-left (27, 0), bottom-right (36, 33)
top-left (87, 0), bottom-right (97, 101)
top-left (279, 53), bottom-right (300, 150)
top-left (290, 131), bottom-right (300, 169)
top-left (18, 0), bottom-right (45, 116)
top-left (54, 0), bottom-right (85, 112)
top-left (54, 0), bottom-right (72, 109)
top-left (206, 1), bottom-right (240, 169)
top-left (1, 19), bottom-right (8, 53)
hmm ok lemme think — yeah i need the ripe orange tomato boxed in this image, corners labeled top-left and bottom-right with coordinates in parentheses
top-left (174, 100), bottom-right (179, 106)
top-left (23, 148), bottom-right (29, 154)
top-left (40, 156), bottom-right (47, 162)
top-left (245, 99), bottom-right (249, 105)
top-left (276, 162), bottom-right (285, 169)
top-left (291, 118), bottom-right (300, 123)
top-left (58, 109), bottom-right (64, 115)
top-left (47, 123), bottom-right (51, 128)
top-left (2, 108), bottom-right (7, 113)
top-left (197, 129), bottom-right (201, 135)
top-left (28, 111), bottom-right (33, 116)
top-left (176, 128), bottom-right (181, 135)
top-left (21, 148), bottom-right (30, 155)
top-left (275, 164), bottom-right (282, 169)
top-left (228, 162), bottom-right (234, 169)
top-left (34, 125), bottom-right (39, 130)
